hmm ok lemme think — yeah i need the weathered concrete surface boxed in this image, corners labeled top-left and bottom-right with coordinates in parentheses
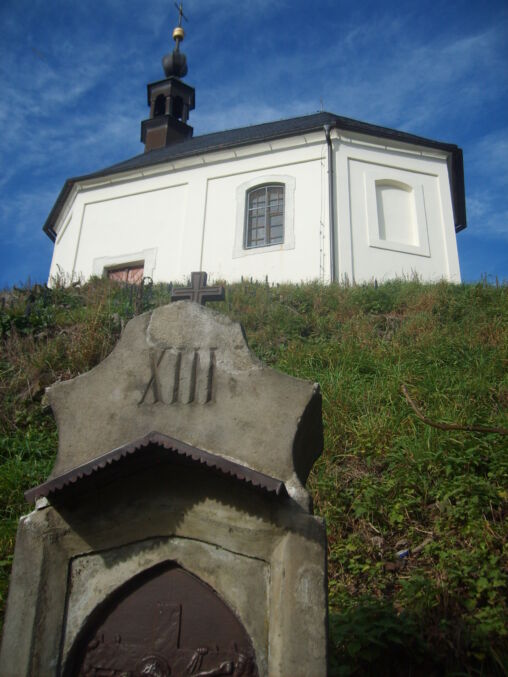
top-left (0, 464), bottom-right (327, 676)
top-left (63, 539), bottom-right (269, 675)
top-left (47, 302), bottom-right (323, 497)
top-left (1, 302), bottom-right (328, 676)
top-left (269, 532), bottom-right (328, 675)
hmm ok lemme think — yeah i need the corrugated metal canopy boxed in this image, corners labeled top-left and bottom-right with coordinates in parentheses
top-left (25, 431), bottom-right (288, 503)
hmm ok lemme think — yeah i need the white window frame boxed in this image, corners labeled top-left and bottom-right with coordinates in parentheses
top-left (233, 175), bottom-right (296, 259)
top-left (244, 184), bottom-right (285, 249)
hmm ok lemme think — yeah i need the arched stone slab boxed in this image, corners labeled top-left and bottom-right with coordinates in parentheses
top-left (46, 302), bottom-right (323, 505)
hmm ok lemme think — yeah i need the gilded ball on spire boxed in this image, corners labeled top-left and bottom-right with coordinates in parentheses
top-left (161, 2), bottom-right (189, 79)
top-left (173, 26), bottom-right (185, 42)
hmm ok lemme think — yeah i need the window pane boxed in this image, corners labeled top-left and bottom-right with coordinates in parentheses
top-left (246, 184), bottom-right (285, 248)
top-left (250, 189), bottom-right (266, 208)
top-left (127, 267), bottom-right (144, 284)
top-left (266, 186), bottom-right (284, 244)
top-left (107, 265), bottom-right (144, 285)
top-left (108, 268), bottom-right (128, 282)
top-left (249, 207), bottom-right (264, 219)
top-left (270, 226), bottom-right (283, 243)
top-left (268, 186), bottom-right (283, 199)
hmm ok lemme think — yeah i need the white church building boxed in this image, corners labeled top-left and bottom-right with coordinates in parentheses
top-left (43, 17), bottom-right (466, 286)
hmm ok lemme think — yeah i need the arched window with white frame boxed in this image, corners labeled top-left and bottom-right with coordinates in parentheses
top-left (244, 184), bottom-right (285, 249)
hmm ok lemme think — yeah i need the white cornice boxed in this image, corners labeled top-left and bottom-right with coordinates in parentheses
top-left (52, 129), bottom-right (449, 235)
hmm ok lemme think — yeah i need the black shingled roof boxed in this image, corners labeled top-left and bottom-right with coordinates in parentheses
top-left (43, 111), bottom-right (466, 241)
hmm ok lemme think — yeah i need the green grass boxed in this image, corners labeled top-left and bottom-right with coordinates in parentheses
top-left (1, 277), bottom-right (507, 675)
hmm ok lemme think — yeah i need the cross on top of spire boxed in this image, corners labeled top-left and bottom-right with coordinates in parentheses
top-left (171, 272), bottom-right (225, 306)
top-left (174, 1), bottom-right (188, 27)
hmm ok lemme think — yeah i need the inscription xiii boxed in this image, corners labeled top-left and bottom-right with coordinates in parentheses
top-left (139, 348), bottom-right (215, 406)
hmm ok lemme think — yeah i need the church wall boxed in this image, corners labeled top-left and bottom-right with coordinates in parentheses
top-left (47, 193), bottom-right (84, 284)
top-left (51, 180), bottom-right (189, 283)
top-left (75, 183), bottom-right (188, 281)
top-left (47, 130), bottom-right (461, 286)
top-left (334, 134), bottom-right (461, 283)
top-left (49, 139), bottom-right (329, 285)
top-left (200, 154), bottom-right (326, 283)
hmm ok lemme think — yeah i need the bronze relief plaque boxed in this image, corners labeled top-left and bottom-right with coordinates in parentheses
top-left (66, 564), bottom-right (258, 677)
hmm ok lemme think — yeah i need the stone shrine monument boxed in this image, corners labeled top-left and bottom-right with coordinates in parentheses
top-left (0, 275), bottom-right (328, 676)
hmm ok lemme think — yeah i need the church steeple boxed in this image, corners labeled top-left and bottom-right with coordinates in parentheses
top-left (141, 2), bottom-right (195, 153)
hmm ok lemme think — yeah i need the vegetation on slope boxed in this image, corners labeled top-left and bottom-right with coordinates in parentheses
top-left (1, 278), bottom-right (507, 675)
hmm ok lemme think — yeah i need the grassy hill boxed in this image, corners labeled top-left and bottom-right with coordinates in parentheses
top-left (1, 278), bottom-right (507, 675)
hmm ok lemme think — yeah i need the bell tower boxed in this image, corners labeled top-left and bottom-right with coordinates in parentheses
top-left (141, 2), bottom-right (195, 152)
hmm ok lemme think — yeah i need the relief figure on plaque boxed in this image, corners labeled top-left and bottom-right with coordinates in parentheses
top-left (69, 566), bottom-right (258, 677)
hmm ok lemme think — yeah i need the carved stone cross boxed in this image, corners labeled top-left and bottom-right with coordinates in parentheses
top-left (171, 271), bottom-right (225, 305)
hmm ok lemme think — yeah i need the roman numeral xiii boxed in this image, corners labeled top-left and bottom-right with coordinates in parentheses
top-left (139, 348), bottom-right (215, 405)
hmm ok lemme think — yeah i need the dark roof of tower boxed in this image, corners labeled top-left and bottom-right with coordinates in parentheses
top-left (43, 111), bottom-right (466, 240)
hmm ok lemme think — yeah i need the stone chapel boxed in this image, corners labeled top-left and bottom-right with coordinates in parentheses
top-left (43, 9), bottom-right (466, 286)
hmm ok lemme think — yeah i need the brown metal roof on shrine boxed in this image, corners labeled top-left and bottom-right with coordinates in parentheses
top-left (24, 431), bottom-right (288, 503)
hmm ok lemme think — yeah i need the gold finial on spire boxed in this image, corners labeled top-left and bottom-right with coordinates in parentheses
top-left (173, 2), bottom-right (188, 43)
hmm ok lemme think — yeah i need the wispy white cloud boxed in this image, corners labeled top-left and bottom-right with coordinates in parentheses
top-left (193, 100), bottom-right (314, 135)
top-left (0, 185), bottom-right (57, 242)
top-left (466, 194), bottom-right (508, 240)
top-left (468, 130), bottom-right (508, 183)
top-left (464, 128), bottom-right (508, 240)
top-left (208, 20), bottom-right (506, 137)
top-left (0, 0), bottom-right (506, 283)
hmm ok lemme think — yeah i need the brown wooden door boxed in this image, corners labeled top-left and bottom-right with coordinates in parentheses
top-left (66, 564), bottom-right (258, 677)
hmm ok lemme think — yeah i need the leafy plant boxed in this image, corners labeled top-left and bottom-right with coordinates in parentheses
top-left (0, 278), bottom-right (506, 674)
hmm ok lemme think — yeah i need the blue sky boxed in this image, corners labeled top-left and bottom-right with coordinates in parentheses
top-left (0, 0), bottom-right (506, 288)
